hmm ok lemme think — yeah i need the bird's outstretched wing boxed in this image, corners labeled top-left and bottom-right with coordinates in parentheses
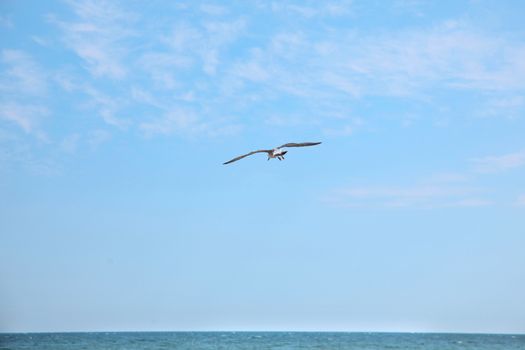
top-left (223, 150), bottom-right (271, 165)
top-left (278, 142), bottom-right (322, 149)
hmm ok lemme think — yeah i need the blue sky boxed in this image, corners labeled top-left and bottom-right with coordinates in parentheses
top-left (1, 0), bottom-right (524, 333)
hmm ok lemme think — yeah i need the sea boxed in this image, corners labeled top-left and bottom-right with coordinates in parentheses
top-left (1, 332), bottom-right (524, 350)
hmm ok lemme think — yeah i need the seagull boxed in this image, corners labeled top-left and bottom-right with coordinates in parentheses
top-left (223, 142), bottom-right (322, 165)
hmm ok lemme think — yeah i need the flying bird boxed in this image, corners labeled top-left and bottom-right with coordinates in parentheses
top-left (223, 142), bottom-right (322, 165)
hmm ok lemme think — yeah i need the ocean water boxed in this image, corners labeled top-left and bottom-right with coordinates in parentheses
top-left (1, 332), bottom-right (524, 350)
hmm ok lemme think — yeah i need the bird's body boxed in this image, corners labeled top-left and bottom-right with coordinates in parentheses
top-left (223, 142), bottom-right (321, 165)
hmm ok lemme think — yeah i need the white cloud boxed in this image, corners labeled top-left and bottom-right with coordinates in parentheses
top-left (423, 172), bottom-right (469, 184)
top-left (130, 87), bottom-right (164, 109)
top-left (60, 133), bottom-right (81, 154)
top-left (1, 49), bottom-right (47, 95)
top-left (335, 24), bottom-right (525, 95)
top-left (323, 125), bottom-right (355, 137)
top-left (234, 60), bottom-right (270, 82)
top-left (471, 150), bottom-right (525, 173)
top-left (0, 50), bottom-right (49, 140)
top-left (64, 0), bottom-right (135, 22)
top-left (31, 36), bottom-right (49, 47)
top-left (270, 3), bottom-right (318, 18)
top-left (138, 52), bottom-right (192, 89)
top-left (321, 72), bottom-right (361, 98)
top-left (0, 103), bottom-right (48, 136)
top-left (53, 8), bottom-right (250, 138)
top-left (139, 109), bottom-right (241, 138)
top-left (35, 2), bottom-right (525, 147)
top-left (393, 0), bottom-right (425, 17)
top-left (324, 147), bottom-right (525, 209)
top-left (140, 110), bottom-right (199, 137)
top-left (323, 118), bottom-right (363, 137)
top-left (264, 114), bottom-right (320, 127)
top-left (324, 184), bottom-right (484, 209)
top-left (83, 86), bottom-right (129, 127)
top-left (451, 198), bottom-right (492, 207)
top-left (53, 69), bottom-right (131, 129)
top-left (0, 131), bottom-right (59, 176)
top-left (200, 4), bottom-right (228, 16)
top-left (323, 1), bottom-right (354, 16)
top-left (482, 95), bottom-right (524, 119)
top-left (53, 69), bottom-right (79, 92)
top-left (76, 41), bottom-right (127, 78)
top-left (163, 22), bottom-right (202, 53)
top-left (0, 15), bottom-right (13, 29)
top-left (54, 0), bottom-right (137, 79)
top-left (88, 129), bottom-right (111, 149)
top-left (340, 185), bottom-right (468, 198)
top-left (229, 21), bottom-right (525, 105)
top-left (269, 1), bottom-right (353, 18)
top-left (162, 19), bottom-right (247, 76)
top-left (201, 19), bottom-right (247, 75)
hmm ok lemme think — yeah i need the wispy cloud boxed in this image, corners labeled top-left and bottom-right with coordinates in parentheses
top-left (52, 0), bottom-right (137, 79)
top-left (322, 118), bottom-right (364, 137)
top-left (88, 129), bottom-right (111, 149)
top-left (45, 2), bottom-right (525, 142)
top-left (0, 50), bottom-right (49, 138)
top-left (230, 20), bottom-right (525, 104)
top-left (325, 147), bottom-right (525, 209)
top-left (140, 110), bottom-right (198, 137)
top-left (452, 198), bottom-right (493, 207)
top-left (471, 150), bottom-right (525, 173)
top-left (393, 0), bottom-right (425, 17)
top-left (50, 3), bottom-right (249, 137)
top-left (423, 172), bottom-right (469, 184)
top-left (0, 104), bottom-right (49, 135)
top-left (264, 111), bottom-right (328, 127)
top-left (267, 1), bottom-right (354, 18)
top-left (199, 4), bottom-right (228, 16)
top-left (130, 87), bottom-right (165, 109)
top-left (323, 183), bottom-right (487, 209)
top-left (53, 67), bottom-right (133, 129)
top-left (0, 15), bottom-right (13, 29)
top-left (13, 0), bottom-right (525, 157)
top-left (0, 131), bottom-right (59, 176)
top-left (211, 17), bottom-right (525, 137)
top-left (139, 109), bottom-right (241, 138)
top-left (161, 18), bottom-right (247, 76)
top-left (339, 22), bottom-right (525, 94)
top-left (31, 35), bottom-right (50, 47)
top-left (516, 194), bottom-right (525, 207)
top-left (138, 52), bottom-right (192, 89)
top-left (82, 86), bottom-right (129, 127)
top-left (60, 133), bottom-right (81, 154)
top-left (481, 95), bottom-right (524, 119)
top-left (1, 49), bottom-right (47, 95)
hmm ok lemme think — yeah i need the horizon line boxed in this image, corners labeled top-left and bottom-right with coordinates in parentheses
top-left (1, 330), bottom-right (524, 336)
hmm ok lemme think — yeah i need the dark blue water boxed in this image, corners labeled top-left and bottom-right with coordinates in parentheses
top-left (1, 332), bottom-right (524, 349)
